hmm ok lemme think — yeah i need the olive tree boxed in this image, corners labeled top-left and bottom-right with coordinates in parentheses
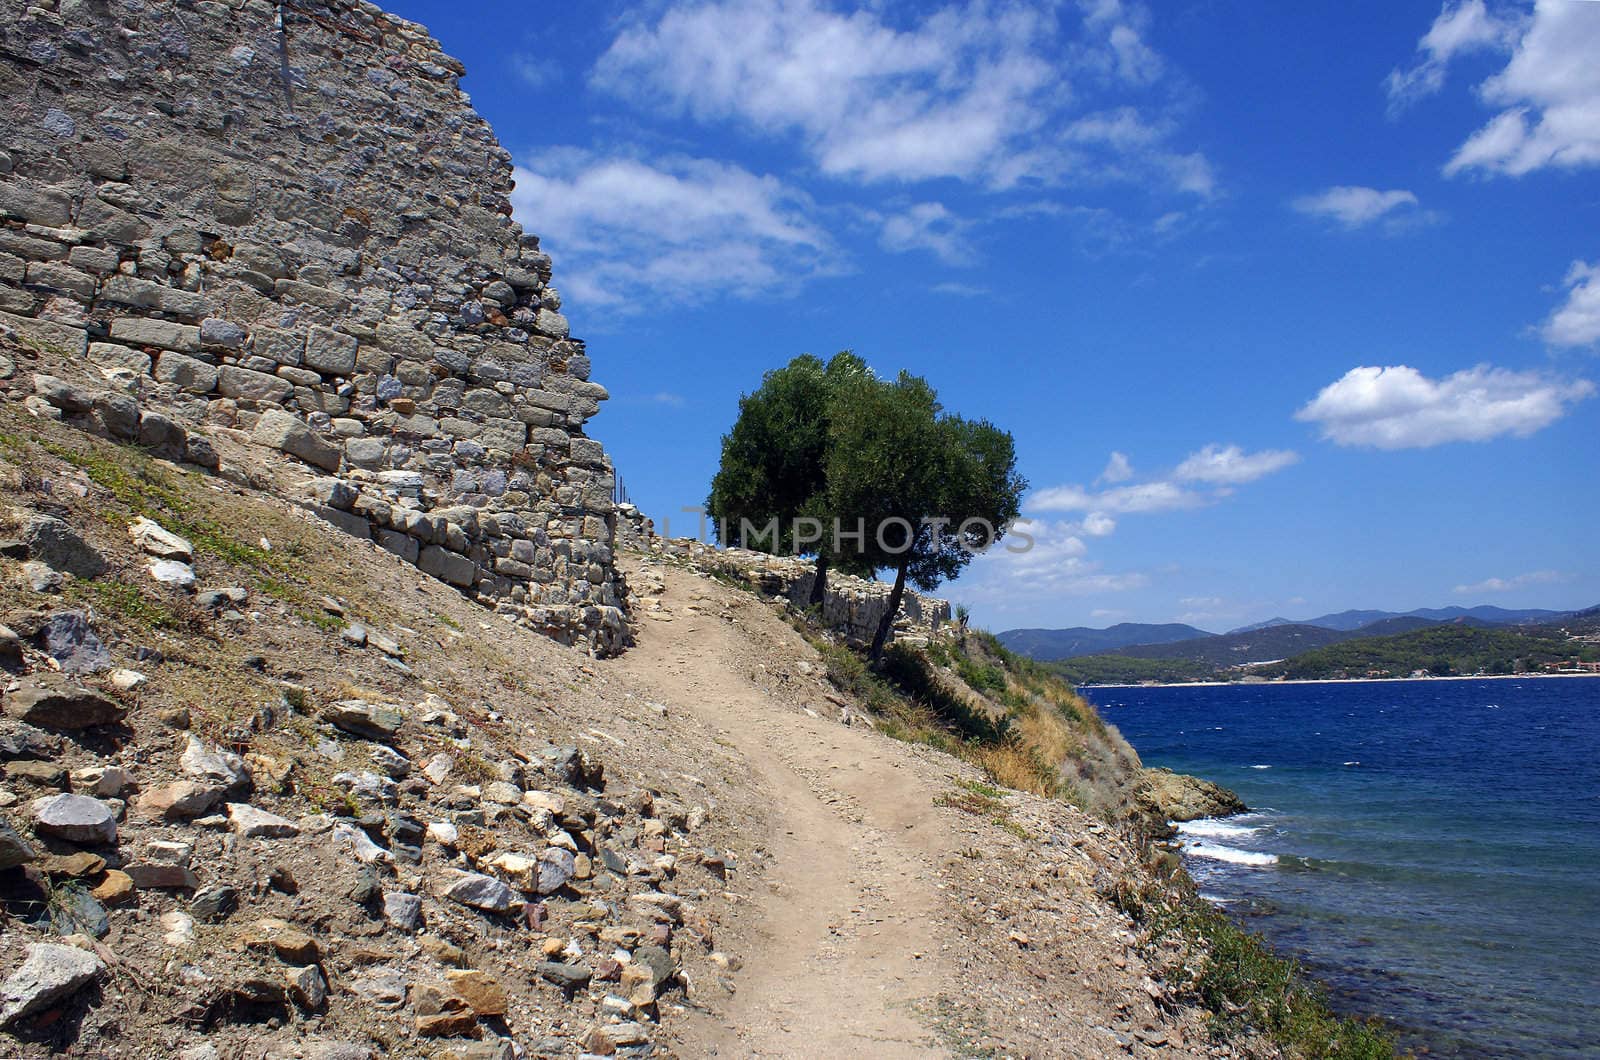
top-left (825, 370), bottom-right (1025, 658)
top-left (706, 351), bottom-right (870, 603)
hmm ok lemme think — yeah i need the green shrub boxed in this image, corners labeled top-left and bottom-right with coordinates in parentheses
top-left (1113, 875), bottom-right (1398, 1059)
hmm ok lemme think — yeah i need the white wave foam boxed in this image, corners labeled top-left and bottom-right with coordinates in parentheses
top-left (1249, 764), bottom-right (1272, 770)
top-left (1178, 818), bottom-right (1261, 839)
top-left (1183, 842), bottom-right (1279, 867)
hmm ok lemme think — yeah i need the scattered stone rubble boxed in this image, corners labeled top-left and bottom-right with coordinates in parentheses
top-left (0, 0), bottom-right (628, 653)
top-left (0, 596), bottom-right (727, 1056)
top-left (0, 474), bottom-right (728, 1055)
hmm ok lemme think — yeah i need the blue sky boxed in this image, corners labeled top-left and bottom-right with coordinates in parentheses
top-left (384, 0), bottom-right (1598, 631)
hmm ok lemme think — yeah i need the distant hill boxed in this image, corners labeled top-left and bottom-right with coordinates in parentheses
top-left (1237, 605), bottom-right (1571, 633)
top-left (1227, 617), bottom-right (1293, 634)
top-left (1101, 615), bottom-right (1498, 668)
top-left (1108, 623), bottom-right (1353, 666)
top-left (1256, 625), bottom-right (1600, 680)
top-left (997, 622), bottom-right (1213, 661)
top-left (1049, 607), bottom-right (1600, 684)
top-left (1544, 606), bottom-right (1600, 636)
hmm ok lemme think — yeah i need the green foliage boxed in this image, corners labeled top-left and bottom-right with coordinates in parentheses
top-left (1046, 623), bottom-right (1597, 685)
top-left (1048, 653), bottom-right (1219, 685)
top-left (954, 654), bottom-right (1006, 694)
top-left (824, 368), bottom-right (1025, 654)
top-left (29, 432), bottom-right (353, 632)
top-left (825, 369), bottom-right (1025, 592)
top-left (71, 579), bottom-right (185, 632)
top-left (1257, 625), bottom-right (1597, 680)
top-left (1112, 877), bottom-right (1397, 1059)
top-left (707, 351), bottom-right (870, 561)
top-left (881, 642), bottom-right (1010, 744)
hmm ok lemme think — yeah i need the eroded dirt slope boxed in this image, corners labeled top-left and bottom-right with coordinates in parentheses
top-left (0, 367), bottom-right (1250, 1058)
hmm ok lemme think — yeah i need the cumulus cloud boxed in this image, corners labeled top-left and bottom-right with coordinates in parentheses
top-left (1174, 444), bottom-right (1300, 485)
top-left (591, 0), bottom-right (1210, 193)
top-left (1032, 441), bottom-right (1296, 519)
top-left (1098, 450), bottom-right (1134, 484)
top-left (960, 519), bottom-right (1148, 608)
top-left (1292, 186), bottom-right (1421, 229)
top-left (1081, 511), bottom-right (1117, 536)
top-left (1384, 0), bottom-right (1521, 113)
top-left (878, 202), bottom-right (971, 265)
top-left (1542, 260), bottom-right (1600, 348)
top-left (510, 150), bottom-right (837, 307)
top-left (1421, 0), bottom-right (1600, 177)
top-left (1454, 570), bottom-right (1565, 594)
top-left (1030, 480), bottom-right (1205, 515)
top-left (1296, 364), bottom-right (1595, 449)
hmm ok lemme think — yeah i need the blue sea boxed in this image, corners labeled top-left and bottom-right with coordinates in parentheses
top-left (1080, 677), bottom-right (1600, 1059)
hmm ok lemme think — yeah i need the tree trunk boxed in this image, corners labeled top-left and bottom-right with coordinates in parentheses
top-left (869, 560), bottom-right (909, 660)
top-left (809, 553), bottom-right (829, 606)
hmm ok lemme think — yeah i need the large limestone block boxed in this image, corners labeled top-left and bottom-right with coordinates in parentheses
top-left (253, 410), bottom-right (341, 472)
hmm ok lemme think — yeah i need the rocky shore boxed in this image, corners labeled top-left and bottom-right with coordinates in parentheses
top-left (1138, 768), bottom-right (1249, 825)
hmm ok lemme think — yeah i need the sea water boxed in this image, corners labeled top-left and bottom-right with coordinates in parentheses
top-left (1081, 678), bottom-right (1600, 1059)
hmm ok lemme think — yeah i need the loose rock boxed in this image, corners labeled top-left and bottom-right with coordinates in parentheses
top-left (440, 871), bottom-right (519, 914)
top-left (227, 802), bottom-right (298, 838)
top-left (324, 700), bottom-right (405, 742)
top-left (5, 678), bottom-right (126, 729)
top-left (0, 820), bottom-right (36, 868)
top-left (128, 517), bottom-right (193, 561)
top-left (32, 792), bottom-right (118, 845)
top-left (0, 942), bottom-right (105, 1027)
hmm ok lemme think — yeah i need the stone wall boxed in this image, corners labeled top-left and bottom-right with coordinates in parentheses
top-left (657, 540), bottom-right (952, 648)
top-left (0, 0), bottom-right (627, 652)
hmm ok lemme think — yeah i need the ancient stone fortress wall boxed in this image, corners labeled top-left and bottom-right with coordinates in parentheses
top-left (0, 0), bottom-right (628, 652)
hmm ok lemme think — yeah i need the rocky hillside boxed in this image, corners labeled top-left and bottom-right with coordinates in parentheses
top-left (0, 331), bottom-right (1328, 1058)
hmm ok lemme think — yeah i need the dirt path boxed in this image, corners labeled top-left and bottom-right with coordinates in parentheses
top-left (609, 564), bottom-right (956, 1058)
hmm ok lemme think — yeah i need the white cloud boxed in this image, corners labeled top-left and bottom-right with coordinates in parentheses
top-left (1296, 364), bottom-right (1595, 449)
top-left (1542, 260), bottom-right (1600, 348)
top-left (1454, 570), bottom-right (1564, 594)
top-left (1174, 444), bottom-right (1300, 485)
top-left (1081, 511), bottom-right (1117, 537)
top-left (961, 519), bottom-right (1148, 607)
top-left (879, 202), bottom-right (971, 265)
top-left (1097, 450), bottom-right (1134, 484)
top-left (1385, 0), bottom-right (1521, 113)
top-left (1292, 186), bottom-right (1420, 229)
top-left (1437, 1), bottom-right (1600, 177)
top-left (510, 150), bottom-right (837, 307)
top-left (513, 55), bottom-right (560, 89)
top-left (1031, 440), bottom-right (1295, 520)
top-left (930, 281), bottom-right (991, 297)
top-left (591, 0), bottom-right (1210, 193)
top-left (1030, 479), bottom-right (1205, 514)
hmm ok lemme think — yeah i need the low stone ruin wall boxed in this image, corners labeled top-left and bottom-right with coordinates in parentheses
top-left (657, 540), bottom-right (951, 648)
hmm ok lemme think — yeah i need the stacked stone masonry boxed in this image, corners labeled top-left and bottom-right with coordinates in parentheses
top-left (0, 0), bottom-right (627, 652)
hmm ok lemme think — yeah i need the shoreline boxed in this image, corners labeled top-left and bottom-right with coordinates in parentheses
top-left (1082, 671), bottom-right (1600, 690)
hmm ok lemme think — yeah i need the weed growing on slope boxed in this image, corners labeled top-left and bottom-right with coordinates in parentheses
top-left (1109, 874), bottom-right (1398, 1059)
top-left (4, 417), bottom-right (359, 631)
